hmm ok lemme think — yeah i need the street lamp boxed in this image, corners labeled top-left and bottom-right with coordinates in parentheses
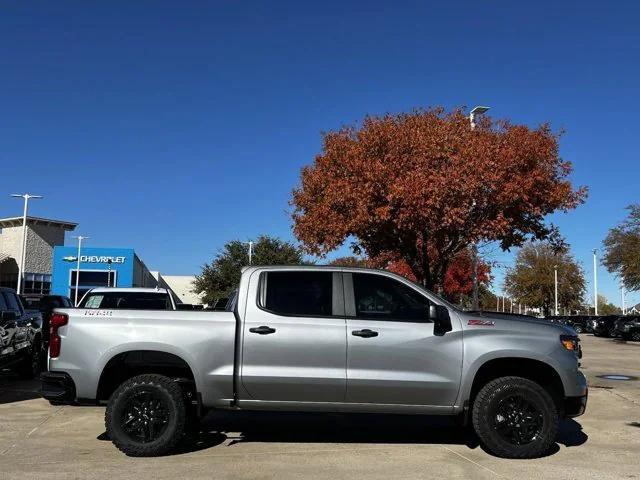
top-left (244, 241), bottom-right (254, 265)
top-left (469, 106), bottom-right (490, 310)
top-left (72, 235), bottom-right (89, 306)
top-left (10, 193), bottom-right (44, 294)
top-left (469, 106), bottom-right (490, 130)
top-left (554, 265), bottom-right (559, 316)
top-left (592, 249), bottom-right (598, 315)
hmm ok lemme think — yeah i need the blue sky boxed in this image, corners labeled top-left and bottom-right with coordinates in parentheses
top-left (1, 1), bottom-right (638, 307)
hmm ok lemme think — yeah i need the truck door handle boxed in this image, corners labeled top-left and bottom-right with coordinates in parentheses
top-left (249, 326), bottom-right (276, 335)
top-left (352, 329), bottom-right (378, 338)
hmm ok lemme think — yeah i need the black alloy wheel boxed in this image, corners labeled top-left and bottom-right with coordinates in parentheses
top-left (492, 394), bottom-right (544, 445)
top-left (121, 390), bottom-right (170, 443)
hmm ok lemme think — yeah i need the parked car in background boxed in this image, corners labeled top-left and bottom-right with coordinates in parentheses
top-left (20, 295), bottom-right (73, 350)
top-left (43, 266), bottom-right (587, 459)
top-left (0, 287), bottom-right (44, 378)
top-left (591, 315), bottom-right (621, 337)
top-left (544, 316), bottom-right (592, 334)
top-left (565, 316), bottom-right (590, 334)
top-left (614, 316), bottom-right (640, 341)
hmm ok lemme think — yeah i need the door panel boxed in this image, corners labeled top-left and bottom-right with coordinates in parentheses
top-left (346, 319), bottom-right (463, 405)
top-left (240, 270), bottom-right (347, 402)
top-left (344, 272), bottom-right (463, 406)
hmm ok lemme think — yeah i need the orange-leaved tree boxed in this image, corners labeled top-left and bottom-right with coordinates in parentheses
top-left (385, 249), bottom-right (491, 303)
top-left (292, 107), bottom-right (586, 290)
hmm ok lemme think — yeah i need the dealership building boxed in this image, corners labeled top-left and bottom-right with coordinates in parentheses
top-left (1, 215), bottom-right (202, 304)
top-left (51, 246), bottom-right (158, 299)
top-left (0, 216), bottom-right (77, 294)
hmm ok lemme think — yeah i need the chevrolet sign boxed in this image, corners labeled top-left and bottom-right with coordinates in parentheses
top-left (62, 255), bottom-right (125, 264)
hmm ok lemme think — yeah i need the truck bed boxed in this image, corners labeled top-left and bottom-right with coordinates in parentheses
top-left (49, 309), bottom-right (237, 407)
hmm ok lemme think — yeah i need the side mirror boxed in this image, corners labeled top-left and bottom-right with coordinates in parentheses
top-left (430, 304), bottom-right (452, 336)
top-left (0, 311), bottom-right (18, 323)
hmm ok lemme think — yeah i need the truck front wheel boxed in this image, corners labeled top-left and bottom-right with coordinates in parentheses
top-left (105, 374), bottom-right (186, 456)
top-left (472, 376), bottom-right (559, 458)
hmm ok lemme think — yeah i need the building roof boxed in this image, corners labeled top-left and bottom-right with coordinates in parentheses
top-left (0, 216), bottom-right (77, 230)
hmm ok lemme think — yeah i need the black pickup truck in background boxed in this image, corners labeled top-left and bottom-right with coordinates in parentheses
top-left (20, 294), bottom-right (73, 349)
top-left (0, 287), bottom-right (44, 378)
top-left (614, 316), bottom-right (640, 341)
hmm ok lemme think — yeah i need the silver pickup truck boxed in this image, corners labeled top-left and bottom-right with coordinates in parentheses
top-left (41, 266), bottom-right (587, 458)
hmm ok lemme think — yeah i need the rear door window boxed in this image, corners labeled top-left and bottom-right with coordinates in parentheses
top-left (259, 271), bottom-right (333, 317)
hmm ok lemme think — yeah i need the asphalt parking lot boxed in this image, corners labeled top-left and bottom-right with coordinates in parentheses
top-left (1, 334), bottom-right (639, 480)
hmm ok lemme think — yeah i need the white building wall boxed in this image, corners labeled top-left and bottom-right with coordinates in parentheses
top-left (159, 275), bottom-right (203, 305)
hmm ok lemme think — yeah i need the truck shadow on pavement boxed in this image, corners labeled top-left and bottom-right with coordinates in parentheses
top-left (166, 410), bottom-right (588, 458)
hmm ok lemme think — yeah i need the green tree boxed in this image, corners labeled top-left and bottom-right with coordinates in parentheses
top-left (597, 294), bottom-right (622, 315)
top-left (504, 241), bottom-right (586, 316)
top-left (193, 235), bottom-right (308, 305)
top-left (478, 285), bottom-right (499, 312)
top-left (602, 204), bottom-right (640, 291)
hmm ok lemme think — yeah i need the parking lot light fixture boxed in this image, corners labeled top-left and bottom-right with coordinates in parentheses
top-left (469, 106), bottom-right (490, 130)
top-left (469, 106), bottom-right (490, 310)
top-left (72, 235), bottom-right (90, 306)
top-left (10, 193), bottom-right (44, 294)
top-left (554, 265), bottom-right (560, 316)
top-left (592, 249), bottom-right (598, 316)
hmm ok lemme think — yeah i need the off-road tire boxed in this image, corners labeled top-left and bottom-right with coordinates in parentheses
top-left (106, 374), bottom-right (186, 457)
top-left (631, 331), bottom-right (640, 342)
top-left (472, 376), bottom-right (559, 458)
top-left (573, 325), bottom-right (583, 334)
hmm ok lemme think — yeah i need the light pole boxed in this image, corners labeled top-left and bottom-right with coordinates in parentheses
top-left (245, 241), bottom-right (254, 265)
top-left (621, 284), bottom-right (626, 315)
top-left (72, 236), bottom-right (89, 306)
top-left (10, 193), bottom-right (44, 294)
top-left (469, 106), bottom-right (490, 310)
top-left (592, 249), bottom-right (598, 315)
top-left (554, 265), bottom-right (559, 315)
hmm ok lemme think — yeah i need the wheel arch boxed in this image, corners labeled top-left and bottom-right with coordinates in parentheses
top-left (96, 347), bottom-right (199, 402)
top-left (462, 355), bottom-right (566, 413)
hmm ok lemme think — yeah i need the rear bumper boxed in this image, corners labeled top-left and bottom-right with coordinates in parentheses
top-left (41, 371), bottom-right (76, 404)
top-left (564, 388), bottom-right (588, 418)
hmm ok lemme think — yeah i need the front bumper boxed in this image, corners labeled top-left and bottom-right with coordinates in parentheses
top-left (564, 388), bottom-right (588, 417)
top-left (41, 371), bottom-right (76, 404)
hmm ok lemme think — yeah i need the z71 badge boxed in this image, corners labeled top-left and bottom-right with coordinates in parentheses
top-left (468, 319), bottom-right (495, 326)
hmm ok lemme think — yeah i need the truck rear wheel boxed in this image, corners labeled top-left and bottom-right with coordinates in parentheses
top-left (105, 374), bottom-right (186, 456)
top-left (472, 376), bottom-right (558, 458)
